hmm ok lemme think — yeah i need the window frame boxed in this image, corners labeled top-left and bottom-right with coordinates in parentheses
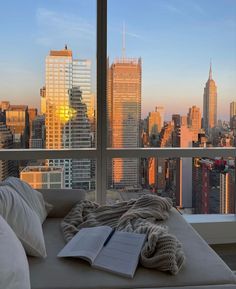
top-left (0, 0), bottom-right (235, 211)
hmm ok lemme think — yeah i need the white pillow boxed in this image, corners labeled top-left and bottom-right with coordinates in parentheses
top-left (0, 215), bottom-right (31, 289)
top-left (2, 176), bottom-right (52, 223)
top-left (0, 185), bottom-right (47, 257)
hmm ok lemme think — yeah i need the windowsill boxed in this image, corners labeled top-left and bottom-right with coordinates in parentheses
top-left (184, 214), bottom-right (236, 223)
top-left (183, 214), bottom-right (236, 245)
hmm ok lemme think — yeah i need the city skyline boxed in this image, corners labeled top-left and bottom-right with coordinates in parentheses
top-left (0, 0), bottom-right (235, 120)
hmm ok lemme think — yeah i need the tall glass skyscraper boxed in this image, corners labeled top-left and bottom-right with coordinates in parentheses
top-left (45, 46), bottom-right (92, 189)
top-left (108, 58), bottom-right (141, 188)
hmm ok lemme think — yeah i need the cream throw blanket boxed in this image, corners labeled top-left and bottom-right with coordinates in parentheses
top-left (61, 194), bottom-right (185, 275)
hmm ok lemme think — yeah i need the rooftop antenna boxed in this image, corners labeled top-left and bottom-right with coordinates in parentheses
top-left (209, 58), bottom-right (212, 80)
top-left (122, 21), bottom-right (126, 59)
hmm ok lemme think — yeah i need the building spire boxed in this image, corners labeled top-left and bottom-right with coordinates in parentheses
top-left (209, 59), bottom-right (212, 80)
top-left (122, 21), bottom-right (126, 59)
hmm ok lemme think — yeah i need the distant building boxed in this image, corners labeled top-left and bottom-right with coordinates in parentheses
top-left (0, 123), bottom-right (16, 181)
top-left (203, 63), bottom-right (217, 137)
top-left (0, 101), bottom-right (10, 111)
top-left (172, 114), bottom-right (181, 129)
top-left (147, 122), bottom-right (175, 194)
top-left (5, 105), bottom-right (29, 148)
top-left (181, 116), bottom-right (187, 127)
top-left (193, 158), bottom-right (215, 214)
top-left (20, 166), bottom-right (64, 189)
top-left (230, 101), bottom-right (236, 129)
top-left (40, 86), bottom-right (46, 115)
top-left (147, 107), bottom-right (163, 140)
top-left (187, 105), bottom-right (201, 141)
top-left (28, 108), bottom-right (38, 138)
top-left (174, 126), bottom-right (193, 208)
top-left (108, 58), bottom-right (141, 188)
top-left (29, 115), bottom-right (45, 148)
top-left (220, 169), bottom-right (235, 214)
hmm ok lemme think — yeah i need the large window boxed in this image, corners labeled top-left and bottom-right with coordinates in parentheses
top-left (0, 0), bottom-right (235, 214)
top-left (106, 0), bottom-right (236, 210)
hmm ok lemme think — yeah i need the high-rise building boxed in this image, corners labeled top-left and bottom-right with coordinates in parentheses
top-left (174, 126), bottom-right (193, 208)
top-left (230, 101), bottom-right (236, 128)
top-left (203, 63), bottom-right (217, 137)
top-left (181, 116), bottom-right (188, 127)
top-left (45, 46), bottom-right (92, 189)
top-left (0, 101), bottom-right (10, 111)
top-left (187, 105), bottom-right (201, 141)
top-left (193, 158), bottom-right (215, 214)
top-left (40, 86), bottom-right (46, 115)
top-left (20, 166), bottom-right (64, 189)
top-left (28, 108), bottom-right (37, 138)
top-left (147, 107), bottom-right (163, 139)
top-left (0, 123), bottom-right (16, 181)
top-left (108, 58), bottom-right (141, 188)
top-left (220, 169), bottom-right (235, 214)
top-left (172, 114), bottom-right (181, 129)
top-left (29, 115), bottom-right (45, 148)
top-left (5, 105), bottom-right (29, 148)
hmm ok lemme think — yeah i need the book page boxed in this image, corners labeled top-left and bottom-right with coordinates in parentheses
top-left (93, 231), bottom-right (146, 278)
top-left (57, 226), bottom-right (112, 264)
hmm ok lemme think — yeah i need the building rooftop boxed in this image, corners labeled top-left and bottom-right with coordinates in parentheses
top-left (21, 166), bottom-right (63, 173)
top-left (50, 48), bottom-right (72, 57)
top-left (7, 105), bottom-right (28, 111)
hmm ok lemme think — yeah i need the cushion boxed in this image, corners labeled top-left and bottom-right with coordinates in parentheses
top-left (2, 176), bottom-right (52, 223)
top-left (0, 185), bottom-right (47, 257)
top-left (39, 189), bottom-right (85, 218)
top-left (0, 215), bottom-right (31, 289)
top-left (28, 209), bottom-right (236, 289)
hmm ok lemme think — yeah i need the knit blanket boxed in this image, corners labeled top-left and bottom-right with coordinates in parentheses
top-left (61, 194), bottom-right (185, 275)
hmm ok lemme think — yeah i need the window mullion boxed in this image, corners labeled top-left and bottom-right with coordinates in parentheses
top-left (96, 0), bottom-right (107, 204)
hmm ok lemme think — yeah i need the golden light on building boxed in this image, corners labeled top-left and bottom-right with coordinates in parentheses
top-left (108, 58), bottom-right (141, 188)
top-left (56, 106), bottom-right (77, 124)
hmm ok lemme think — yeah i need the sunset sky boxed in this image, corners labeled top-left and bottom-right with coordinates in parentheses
top-left (0, 0), bottom-right (235, 120)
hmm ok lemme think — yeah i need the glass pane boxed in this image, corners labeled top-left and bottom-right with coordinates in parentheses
top-left (0, 1), bottom-right (96, 191)
top-left (107, 157), bottom-right (235, 214)
top-left (108, 0), bottom-right (236, 204)
top-left (108, 0), bottom-right (236, 149)
top-left (0, 1), bottom-right (96, 150)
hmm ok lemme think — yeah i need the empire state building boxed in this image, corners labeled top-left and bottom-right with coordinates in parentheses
top-left (203, 63), bottom-right (217, 137)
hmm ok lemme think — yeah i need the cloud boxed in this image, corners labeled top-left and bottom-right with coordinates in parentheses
top-left (35, 8), bottom-right (95, 46)
top-left (160, 2), bottom-right (184, 15)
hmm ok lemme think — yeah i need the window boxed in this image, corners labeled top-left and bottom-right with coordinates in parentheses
top-left (0, 0), bottom-right (235, 213)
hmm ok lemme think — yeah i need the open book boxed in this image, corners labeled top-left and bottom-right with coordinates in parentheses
top-left (58, 226), bottom-right (146, 278)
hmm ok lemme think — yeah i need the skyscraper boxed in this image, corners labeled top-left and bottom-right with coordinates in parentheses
top-left (147, 106), bottom-right (164, 140)
top-left (45, 46), bottom-right (92, 189)
top-left (203, 63), bottom-right (217, 137)
top-left (230, 101), bottom-right (236, 129)
top-left (220, 169), bottom-right (235, 214)
top-left (174, 126), bottom-right (193, 208)
top-left (28, 108), bottom-right (37, 139)
top-left (108, 58), bottom-right (141, 188)
top-left (29, 115), bottom-right (45, 149)
top-left (0, 122), bottom-right (16, 181)
top-left (40, 86), bottom-right (46, 115)
top-left (187, 105), bottom-right (201, 141)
